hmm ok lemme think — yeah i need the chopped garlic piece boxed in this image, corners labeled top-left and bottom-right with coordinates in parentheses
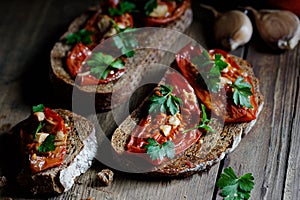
top-left (56, 130), bottom-right (65, 141)
top-left (160, 125), bottom-right (172, 137)
top-left (168, 115), bottom-right (180, 127)
top-left (183, 89), bottom-right (197, 104)
top-left (149, 4), bottom-right (168, 18)
top-left (35, 132), bottom-right (49, 144)
top-left (54, 141), bottom-right (65, 146)
top-left (31, 153), bottom-right (37, 160)
top-left (104, 27), bottom-right (117, 38)
top-left (221, 66), bottom-right (229, 73)
top-left (219, 77), bottom-right (232, 86)
top-left (97, 15), bottom-right (111, 32)
top-left (242, 71), bottom-right (248, 77)
top-left (34, 112), bottom-right (45, 122)
top-left (117, 23), bottom-right (126, 29)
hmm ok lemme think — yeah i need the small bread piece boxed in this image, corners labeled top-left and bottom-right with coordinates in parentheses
top-left (50, 6), bottom-right (193, 111)
top-left (15, 109), bottom-right (97, 195)
top-left (111, 55), bottom-right (264, 177)
top-left (97, 169), bottom-right (114, 186)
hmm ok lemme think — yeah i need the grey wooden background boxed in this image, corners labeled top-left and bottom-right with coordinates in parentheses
top-left (0, 0), bottom-right (299, 199)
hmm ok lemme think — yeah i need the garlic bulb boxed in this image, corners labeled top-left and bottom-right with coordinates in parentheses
top-left (201, 4), bottom-right (253, 51)
top-left (247, 7), bottom-right (300, 50)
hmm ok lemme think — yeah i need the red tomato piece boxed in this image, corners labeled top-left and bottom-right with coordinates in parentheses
top-left (66, 43), bottom-right (91, 79)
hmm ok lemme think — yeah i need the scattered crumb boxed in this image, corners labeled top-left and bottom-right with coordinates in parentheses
top-left (0, 176), bottom-right (7, 188)
top-left (97, 169), bottom-right (114, 186)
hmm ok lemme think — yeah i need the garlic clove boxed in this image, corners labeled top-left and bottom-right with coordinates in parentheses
top-left (149, 4), bottom-right (169, 18)
top-left (160, 125), bottom-right (172, 137)
top-left (200, 4), bottom-right (253, 51)
top-left (34, 112), bottom-right (45, 122)
top-left (215, 10), bottom-right (253, 51)
top-left (247, 7), bottom-right (300, 50)
top-left (34, 133), bottom-right (49, 144)
top-left (97, 15), bottom-right (111, 33)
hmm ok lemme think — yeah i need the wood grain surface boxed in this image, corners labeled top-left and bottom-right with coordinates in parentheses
top-left (0, 0), bottom-right (299, 199)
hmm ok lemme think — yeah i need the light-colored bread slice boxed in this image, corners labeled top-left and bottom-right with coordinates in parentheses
top-left (14, 109), bottom-right (97, 195)
top-left (110, 55), bottom-right (264, 177)
top-left (50, 5), bottom-right (193, 111)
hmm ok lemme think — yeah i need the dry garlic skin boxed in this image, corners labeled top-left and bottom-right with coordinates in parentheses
top-left (214, 10), bottom-right (253, 51)
top-left (247, 7), bottom-right (300, 50)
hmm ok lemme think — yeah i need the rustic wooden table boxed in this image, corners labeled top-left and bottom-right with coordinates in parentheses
top-left (0, 0), bottom-right (299, 199)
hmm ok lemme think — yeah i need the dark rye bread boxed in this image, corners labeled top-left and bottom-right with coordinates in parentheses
top-left (111, 55), bottom-right (264, 177)
top-left (15, 109), bottom-right (97, 195)
top-left (50, 6), bottom-right (193, 111)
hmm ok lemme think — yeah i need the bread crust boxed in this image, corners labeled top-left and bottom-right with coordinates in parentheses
top-left (50, 6), bottom-right (193, 111)
top-left (111, 55), bottom-right (264, 177)
top-left (15, 109), bottom-right (97, 195)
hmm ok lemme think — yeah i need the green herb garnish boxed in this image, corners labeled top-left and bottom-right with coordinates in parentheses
top-left (144, 138), bottom-right (175, 161)
top-left (38, 135), bottom-right (56, 152)
top-left (191, 50), bottom-right (212, 68)
top-left (32, 104), bottom-right (44, 113)
top-left (33, 122), bottom-right (43, 139)
top-left (148, 85), bottom-right (182, 116)
top-left (144, 0), bottom-right (158, 16)
top-left (194, 53), bottom-right (228, 93)
top-left (111, 20), bottom-right (138, 58)
top-left (201, 67), bottom-right (222, 93)
top-left (109, 1), bottom-right (136, 16)
top-left (217, 167), bottom-right (255, 200)
top-left (65, 29), bottom-right (94, 45)
top-left (87, 52), bottom-right (125, 80)
top-left (183, 104), bottom-right (214, 133)
top-left (214, 54), bottom-right (229, 71)
top-left (230, 77), bottom-right (253, 108)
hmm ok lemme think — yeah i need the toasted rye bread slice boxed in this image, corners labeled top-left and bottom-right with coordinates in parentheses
top-left (111, 55), bottom-right (264, 177)
top-left (14, 109), bottom-right (97, 195)
top-left (50, 6), bottom-right (193, 111)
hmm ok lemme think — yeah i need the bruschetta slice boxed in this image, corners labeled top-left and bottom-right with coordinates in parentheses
top-left (14, 105), bottom-right (97, 194)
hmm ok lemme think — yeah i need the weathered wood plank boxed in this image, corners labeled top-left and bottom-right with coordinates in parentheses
top-left (45, 162), bottom-right (220, 200)
top-left (282, 45), bottom-right (300, 200)
top-left (0, 0), bottom-right (299, 200)
top-left (216, 39), bottom-right (300, 200)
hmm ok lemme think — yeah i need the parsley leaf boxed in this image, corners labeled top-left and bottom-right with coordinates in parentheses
top-left (148, 85), bottom-right (182, 115)
top-left (87, 52), bottom-right (125, 80)
top-left (32, 104), bottom-right (44, 112)
top-left (65, 29), bottom-right (94, 45)
top-left (111, 20), bottom-right (138, 58)
top-left (182, 104), bottom-right (215, 133)
top-left (194, 53), bottom-right (228, 93)
top-left (33, 122), bottom-right (43, 139)
top-left (38, 135), bottom-right (56, 152)
top-left (144, 138), bottom-right (175, 161)
top-left (217, 167), bottom-right (255, 200)
top-left (144, 0), bottom-right (158, 16)
top-left (214, 54), bottom-right (228, 71)
top-left (109, 1), bottom-right (136, 16)
top-left (201, 67), bottom-right (222, 93)
top-left (191, 50), bottom-right (212, 68)
top-left (230, 77), bottom-right (253, 108)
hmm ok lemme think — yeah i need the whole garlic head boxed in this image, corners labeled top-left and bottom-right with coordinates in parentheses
top-left (214, 10), bottom-right (253, 51)
top-left (200, 4), bottom-right (253, 51)
top-left (247, 7), bottom-right (300, 50)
